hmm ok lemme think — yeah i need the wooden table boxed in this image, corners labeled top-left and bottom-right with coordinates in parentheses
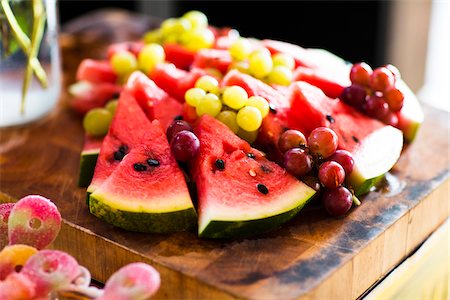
top-left (1, 10), bottom-right (449, 300)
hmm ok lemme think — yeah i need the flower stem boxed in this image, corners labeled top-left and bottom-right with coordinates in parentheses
top-left (0, 0), bottom-right (48, 88)
top-left (21, 0), bottom-right (46, 113)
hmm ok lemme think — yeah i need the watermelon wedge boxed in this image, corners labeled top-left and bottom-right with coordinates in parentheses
top-left (289, 82), bottom-right (403, 195)
top-left (396, 79), bottom-right (424, 142)
top-left (125, 72), bottom-right (183, 129)
top-left (88, 91), bottom-right (196, 232)
top-left (78, 135), bottom-right (103, 187)
top-left (192, 116), bottom-right (316, 238)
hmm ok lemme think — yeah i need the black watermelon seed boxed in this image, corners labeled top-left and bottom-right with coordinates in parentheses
top-left (111, 92), bottom-right (120, 99)
top-left (113, 151), bottom-right (125, 161)
top-left (247, 153), bottom-right (256, 159)
top-left (326, 114), bottom-right (335, 124)
top-left (147, 159), bottom-right (160, 167)
top-left (352, 135), bottom-right (360, 143)
top-left (257, 183), bottom-right (269, 195)
top-left (133, 163), bottom-right (147, 171)
top-left (269, 104), bottom-right (277, 114)
top-left (174, 115), bottom-right (183, 121)
top-left (118, 145), bottom-right (128, 154)
top-left (215, 159), bottom-right (225, 170)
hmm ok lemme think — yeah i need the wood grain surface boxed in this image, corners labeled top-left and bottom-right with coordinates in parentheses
top-left (0, 10), bottom-right (449, 300)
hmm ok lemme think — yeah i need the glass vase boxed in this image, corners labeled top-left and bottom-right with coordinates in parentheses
top-left (0, 0), bottom-right (61, 127)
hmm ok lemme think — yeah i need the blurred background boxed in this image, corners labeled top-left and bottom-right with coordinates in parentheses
top-left (58, 0), bottom-right (449, 111)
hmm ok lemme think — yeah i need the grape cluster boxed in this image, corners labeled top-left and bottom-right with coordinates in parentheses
top-left (341, 62), bottom-right (404, 126)
top-left (228, 39), bottom-right (295, 86)
top-left (185, 75), bottom-right (271, 143)
top-left (110, 43), bottom-right (166, 78)
top-left (0, 196), bottom-right (161, 299)
top-left (166, 120), bottom-right (200, 162)
top-left (278, 128), bottom-right (356, 216)
top-left (144, 11), bottom-right (214, 52)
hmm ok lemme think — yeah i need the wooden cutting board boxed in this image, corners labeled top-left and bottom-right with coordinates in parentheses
top-left (1, 10), bottom-right (449, 300)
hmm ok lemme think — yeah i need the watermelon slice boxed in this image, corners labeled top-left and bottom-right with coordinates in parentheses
top-left (396, 80), bottom-right (424, 142)
top-left (88, 91), bottom-right (196, 232)
top-left (163, 43), bottom-right (196, 70)
top-left (263, 39), bottom-right (318, 69)
top-left (150, 64), bottom-right (206, 102)
top-left (289, 82), bottom-right (403, 195)
top-left (78, 135), bottom-right (103, 187)
top-left (192, 116), bottom-right (316, 238)
top-left (192, 49), bottom-right (232, 74)
top-left (76, 59), bottom-right (118, 84)
top-left (69, 81), bottom-right (121, 115)
top-left (125, 72), bottom-right (183, 129)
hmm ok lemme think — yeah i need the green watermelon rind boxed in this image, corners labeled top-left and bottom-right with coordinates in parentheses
top-left (89, 195), bottom-right (197, 233)
top-left (78, 149), bottom-right (100, 188)
top-left (199, 188), bottom-right (315, 239)
top-left (351, 174), bottom-right (385, 196)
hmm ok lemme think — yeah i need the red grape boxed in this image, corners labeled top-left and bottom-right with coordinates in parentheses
top-left (380, 111), bottom-right (399, 127)
top-left (385, 88), bottom-right (404, 112)
top-left (322, 187), bottom-right (353, 216)
top-left (171, 131), bottom-right (200, 162)
top-left (341, 84), bottom-right (367, 108)
top-left (370, 67), bottom-right (395, 92)
top-left (307, 127), bottom-right (338, 159)
top-left (363, 95), bottom-right (389, 120)
top-left (350, 62), bottom-right (372, 86)
top-left (282, 148), bottom-right (313, 177)
top-left (319, 161), bottom-right (345, 188)
top-left (166, 120), bottom-right (193, 142)
top-left (327, 150), bottom-right (354, 175)
top-left (278, 130), bottom-right (307, 153)
top-left (384, 64), bottom-right (401, 80)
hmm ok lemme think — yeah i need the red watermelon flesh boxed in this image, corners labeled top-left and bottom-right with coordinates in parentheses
top-left (293, 66), bottom-right (348, 99)
top-left (76, 59), bottom-right (118, 84)
top-left (163, 43), bottom-right (196, 70)
top-left (107, 41), bottom-right (144, 59)
top-left (87, 90), bottom-right (152, 194)
top-left (125, 72), bottom-right (183, 129)
top-left (192, 49), bottom-right (232, 74)
top-left (192, 116), bottom-right (315, 238)
top-left (222, 70), bottom-right (290, 109)
top-left (150, 64), bottom-right (206, 102)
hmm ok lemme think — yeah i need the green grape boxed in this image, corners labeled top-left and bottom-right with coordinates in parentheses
top-left (268, 65), bottom-right (293, 86)
top-left (272, 53), bottom-right (295, 70)
top-left (110, 51), bottom-right (138, 76)
top-left (229, 38), bottom-right (252, 61)
top-left (249, 50), bottom-right (273, 78)
top-left (237, 128), bottom-right (258, 144)
top-left (182, 11), bottom-right (208, 29)
top-left (185, 88), bottom-right (206, 107)
top-left (138, 44), bottom-right (165, 73)
top-left (105, 99), bottom-right (118, 115)
top-left (143, 29), bottom-right (162, 44)
top-left (204, 68), bottom-right (223, 80)
top-left (180, 29), bottom-right (215, 52)
top-left (161, 18), bottom-right (177, 38)
top-left (236, 106), bottom-right (262, 132)
top-left (83, 108), bottom-right (113, 137)
top-left (222, 86), bottom-right (248, 110)
top-left (217, 110), bottom-right (239, 133)
top-left (246, 96), bottom-right (269, 118)
top-left (195, 75), bottom-right (219, 94)
top-left (229, 61), bottom-right (250, 73)
top-left (196, 93), bottom-right (222, 117)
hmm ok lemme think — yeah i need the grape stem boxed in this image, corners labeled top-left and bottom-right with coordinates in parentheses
top-left (21, 0), bottom-right (46, 113)
top-left (352, 195), bottom-right (361, 206)
top-left (0, 0), bottom-right (48, 92)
